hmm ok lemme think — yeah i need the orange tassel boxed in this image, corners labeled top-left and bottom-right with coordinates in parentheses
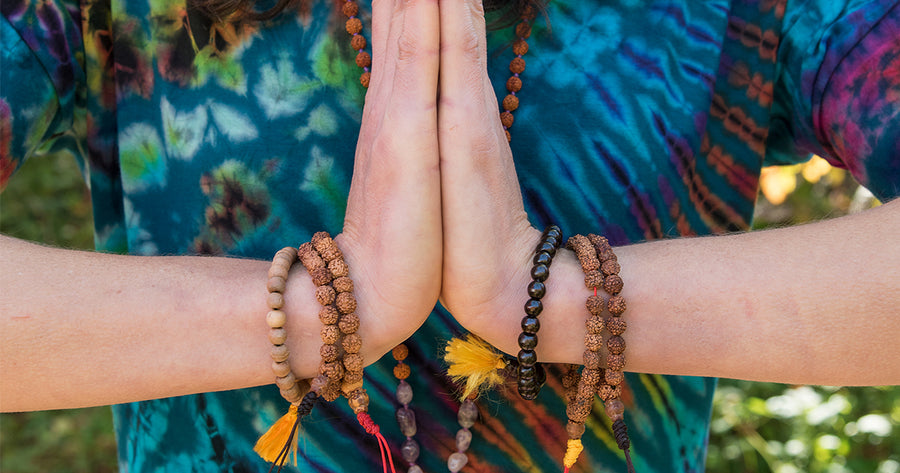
top-left (444, 334), bottom-right (508, 400)
top-left (254, 404), bottom-right (299, 465)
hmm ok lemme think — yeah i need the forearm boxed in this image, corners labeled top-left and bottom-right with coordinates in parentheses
top-left (0, 236), bottom-right (382, 411)
top-left (485, 200), bottom-right (900, 386)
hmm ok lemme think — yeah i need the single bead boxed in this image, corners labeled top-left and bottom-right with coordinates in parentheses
top-left (320, 343), bottom-right (339, 362)
top-left (509, 58), bottom-right (526, 74)
top-left (328, 257), bottom-right (349, 278)
top-left (319, 305), bottom-right (339, 325)
top-left (586, 295), bottom-right (605, 315)
top-left (597, 383), bottom-right (622, 401)
top-left (297, 242), bottom-right (325, 270)
top-left (565, 396), bottom-right (592, 423)
top-left (456, 428), bottom-right (473, 452)
top-left (355, 51), bottom-right (371, 68)
top-left (587, 233), bottom-right (610, 251)
top-left (310, 374), bottom-right (329, 393)
top-left (396, 380), bottom-right (413, 405)
top-left (275, 246), bottom-right (298, 260)
top-left (598, 248), bottom-right (617, 263)
top-left (580, 368), bottom-right (601, 390)
top-left (275, 372), bottom-right (297, 390)
top-left (271, 344), bottom-right (289, 362)
top-left (535, 241), bottom-right (557, 257)
top-left (532, 251), bottom-right (552, 266)
top-left (586, 315), bottom-right (604, 334)
top-left (531, 264), bottom-right (549, 282)
top-left (336, 291), bottom-right (357, 314)
top-left (521, 315), bottom-right (540, 333)
top-left (407, 466), bottom-right (423, 473)
top-left (512, 39), bottom-right (529, 56)
top-left (320, 361), bottom-right (344, 381)
top-left (396, 407), bottom-right (418, 437)
top-left (518, 332), bottom-right (538, 350)
top-left (392, 344), bottom-right (409, 361)
top-left (605, 398), bottom-right (626, 421)
top-left (310, 267), bottom-right (333, 286)
top-left (518, 364), bottom-right (537, 378)
top-left (320, 324), bottom-right (340, 344)
top-left (315, 285), bottom-right (335, 305)
top-left (272, 360), bottom-right (291, 377)
top-left (333, 276), bottom-right (354, 293)
top-left (518, 387), bottom-right (538, 401)
top-left (505, 129), bottom-right (511, 142)
top-left (506, 76), bottom-right (522, 93)
top-left (448, 452), bottom-right (469, 472)
top-left (320, 381), bottom-right (342, 402)
top-left (608, 353), bottom-right (626, 371)
top-left (527, 280), bottom-right (546, 299)
top-left (608, 295), bottom-right (626, 315)
top-left (603, 274), bottom-right (624, 295)
top-left (350, 33), bottom-right (366, 51)
top-left (515, 21), bottom-right (532, 38)
top-left (583, 350), bottom-right (602, 370)
top-left (601, 259), bottom-right (621, 276)
top-left (524, 298), bottom-right (543, 316)
top-left (267, 292), bottom-right (284, 309)
top-left (360, 71), bottom-right (371, 88)
top-left (502, 94), bottom-right (520, 112)
top-left (584, 270), bottom-right (604, 289)
top-left (341, 379), bottom-right (364, 396)
top-left (267, 276), bottom-right (286, 293)
top-left (401, 438), bottom-right (420, 463)
top-left (607, 316), bottom-right (627, 336)
top-left (605, 369), bottom-right (624, 386)
top-left (343, 353), bottom-right (364, 373)
top-left (585, 333), bottom-right (604, 352)
top-left (341, 0), bottom-right (359, 17)
top-left (338, 312), bottom-right (360, 334)
top-left (267, 260), bottom-right (290, 279)
top-left (394, 363), bottom-right (411, 380)
top-left (347, 388), bottom-right (369, 414)
top-left (561, 366), bottom-right (580, 389)
top-left (607, 335), bottom-right (626, 355)
top-left (342, 333), bottom-right (362, 354)
top-left (280, 383), bottom-right (303, 404)
top-left (457, 399), bottom-right (478, 428)
top-left (269, 328), bottom-right (287, 345)
top-left (266, 310), bottom-right (286, 328)
top-left (517, 349), bottom-right (537, 367)
top-left (566, 420), bottom-right (586, 440)
top-left (343, 370), bottom-right (364, 384)
top-left (544, 226), bottom-right (562, 240)
top-left (500, 111), bottom-right (514, 128)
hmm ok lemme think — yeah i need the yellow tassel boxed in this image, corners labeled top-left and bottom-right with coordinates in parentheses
top-left (563, 438), bottom-right (584, 468)
top-left (254, 404), bottom-right (299, 465)
top-left (444, 334), bottom-right (507, 400)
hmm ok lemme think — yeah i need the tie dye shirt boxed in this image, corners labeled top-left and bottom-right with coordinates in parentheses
top-left (2, 0), bottom-right (899, 471)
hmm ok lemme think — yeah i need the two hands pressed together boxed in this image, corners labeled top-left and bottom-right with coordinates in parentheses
top-left (2, 0), bottom-right (899, 413)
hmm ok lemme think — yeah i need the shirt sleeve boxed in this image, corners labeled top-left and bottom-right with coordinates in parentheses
top-left (1, 0), bottom-right (85, 190)
top-left (766, 0), bottom-right (900, 201)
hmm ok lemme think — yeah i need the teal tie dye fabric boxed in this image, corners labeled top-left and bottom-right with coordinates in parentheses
top-left (2, 0), bottom-right (898, 471)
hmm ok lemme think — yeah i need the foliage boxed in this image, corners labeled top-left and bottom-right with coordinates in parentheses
top-left (0, 154), bottom-right (896, 472)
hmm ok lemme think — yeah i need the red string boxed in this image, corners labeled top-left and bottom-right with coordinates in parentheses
top-left (594, 286), bottom-right (598, 297)
top-left (357, 412), bottom-right (397, 473)
top-left (564, 468), bottom-right (570, 473)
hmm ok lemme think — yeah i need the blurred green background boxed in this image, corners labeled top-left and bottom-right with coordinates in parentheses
top-left (0, 154), bottom-right (897, 472)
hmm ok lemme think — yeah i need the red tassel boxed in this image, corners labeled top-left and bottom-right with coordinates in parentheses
top-left (357, 412), bottom-right (397, 473)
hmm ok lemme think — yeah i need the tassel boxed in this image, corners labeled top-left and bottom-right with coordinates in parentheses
top-left (255, 405), bottom-right (300, 466)
top-left (562, 438), bottom-right (584, 472)
top-left (444, 334), bottom-right (508, 400)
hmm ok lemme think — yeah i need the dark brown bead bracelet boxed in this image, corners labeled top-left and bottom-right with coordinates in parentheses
top-left (516, 225), bottom-right (562, 400)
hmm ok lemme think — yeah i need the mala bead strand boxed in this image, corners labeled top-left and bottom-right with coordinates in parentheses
top-left (392, 344), bottom-right (423, 473)
top-left (342, 0), bottom-right (371, 87)
top-left (298, 239), bottom-right (343, 403)
top-left (448, 397), bottom-right (478, 472)
top-left (501, 7), bottom-right (537, 142)
top-left (517, 224), bottom-right (562, 400)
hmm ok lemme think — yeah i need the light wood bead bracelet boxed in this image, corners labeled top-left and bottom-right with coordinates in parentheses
top-left (266, 246), bottom-right (311, 404)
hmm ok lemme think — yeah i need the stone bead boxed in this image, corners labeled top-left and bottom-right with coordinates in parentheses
top-left (517, 349), bottom-right (537, 367)
top-left (310, 374), bottom-right (329, 393)
top-left (523, 298), bottom-right (543, 316)
top-left (319, 343), bottom-right (339, 362)
top-left (518, 332), bottom-right (538, 350)
top-left (583, 350), bottom-right (602, 370)
top-left (345, 17), bottom-right (363, 35)
top-left (269, 328), bottom-right (287, 345)
top-left (521, 315), bottom-right (540, 334)
top-left (355, 51), bottom-right (371, 68)
top-left (338, 312), bottom-right (360, 334)
top-left (533, 251), bottom-right (552, 266)
top-left (605, 369), bottom-right (624, 386)
top-left (321, 324), bottom-right (340, 344)
top-left (527, 280), bottom-right (546, 299)
top-left (506, 75), bottom-right (522, 92)
top-left (502, 94), bottom-right (520, 112)
top-left (597, 383), bottom-right (621, 401)
top-left (457, 399), bottom-right (478, 428)
top-left (603, 274), bottom-right (624, 295)
top-left (584, 270), bottom-right (604, 289)
top-left (456, 428), bottom-right (473, 452)
top-left (396, 380), bottom-right (413, 405)
top-left (396, 407), bottom-right (417, 437)
top-left (347, 388), bottom-right (369, 414)
top-left (566, 420), bottom-right (586, 439)
top-left (271, 344), bottom-right (290, 362)
top-left (267, 291), bottom-right (284, 309)
top-left (607, 335), bottom-right (626, 355)
top-left (272, 360), bottom-right (292, 377)
top-left (315, 285), bottom-right (335, 305)
top-left (500, 111), bottom-right (514, 128)
top-left (447, 452), bottom-right (469, 472)
top-left (297, 242), bottom-right (325, 270)
top-left (341, 0), bottom-right (359, 17)
top-left (530, 263), bottom-right (549, 281)
top-left (601, 259), bottom-right (621, 276)
top-left (328, 258), bottom-right (349, 278)
top-left (604, 398), bottom-right (626, 421)
top-left (360, 71), bottom-right (371, 88)
top-left (319, 305), bottom-right (339, 325)
top-left (333, 276), bottom-right (354, 293)
top-left (392, 344), bottom-right (409, 361)
top-left (393, 363), bottom-right (411, 380)
top-left (342, 333), bottom-right (362, 354)
top-left (401, 438), bottom-right (420, 463)
top-left (407, 466), bottom-right (423, 473)
top-left (350, 33), bottom-right (366, 51)
top-left (310, 267), bottom-right (332, 286)
top-left (512, 39), bottom-right (529, 56)
top-left (585, 295), bottom-right (605, 315)
top-left (586, 315), bottom-right (604, 334)
top-left (275, 372), bottom-right (297, 390)
top-left (608, 353), bottom-right (626, 371)
top-left (336, 292), bottom-right (357, 314)
top-left (608, 295), bottom-right (626, 315)
top-left (515, 21), bottom-right (532, 38)
top-left (585, 333), bottom-right (604, 352)
top-left (607, 316), bottom-right (627, 336)
top-left (266, 310), bottom-right (286, 328)
top-left (343, 353), bottom-right (364, 373)
top-left (267, 276), bottom-right (286, 293)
